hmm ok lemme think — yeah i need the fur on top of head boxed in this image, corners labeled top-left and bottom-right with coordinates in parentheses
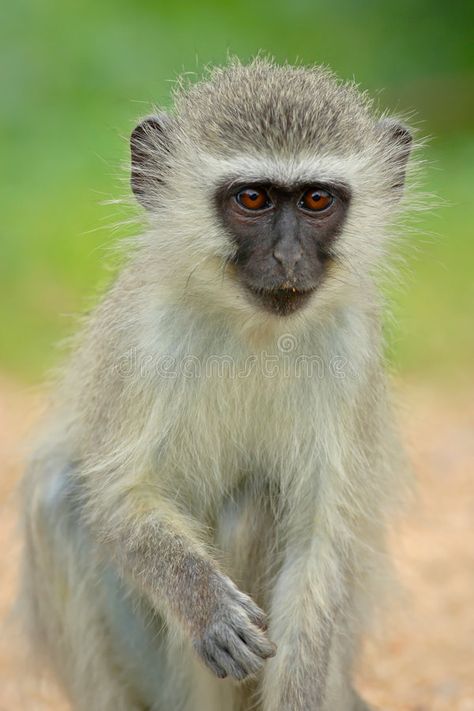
top-left (131, 58), bottom-right (413, 203)
top-left (176, 60), bottom-right (387, 157)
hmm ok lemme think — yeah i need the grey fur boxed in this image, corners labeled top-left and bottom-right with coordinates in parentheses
top-left (20, 58), bottom-right (417, 711)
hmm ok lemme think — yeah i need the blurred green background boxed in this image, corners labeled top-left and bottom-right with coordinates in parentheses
top-left (1, 0), bottom-right (473, 382)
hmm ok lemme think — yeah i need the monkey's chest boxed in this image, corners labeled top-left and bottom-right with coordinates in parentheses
top-left (165, 370), bottom-right (313, 474)
top-left (155, 369), bottom-right (321, 543)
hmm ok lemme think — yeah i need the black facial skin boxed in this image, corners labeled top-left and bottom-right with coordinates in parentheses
top-left (215, 180), bottom-right (351, 316)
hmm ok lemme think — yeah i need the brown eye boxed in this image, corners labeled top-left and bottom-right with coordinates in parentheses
top-left (236, 187), bottom-right (270, 211)
top-left (300, 188), bottom-right (333, 212)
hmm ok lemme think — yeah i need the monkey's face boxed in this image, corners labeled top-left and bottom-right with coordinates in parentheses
top-left (215, 180), bottom-right (351, 316)
top-left (130, 62), bottom-right (413, 324)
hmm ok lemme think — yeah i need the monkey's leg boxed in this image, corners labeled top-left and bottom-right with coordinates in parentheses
top-left (22, 464), bottom-right (148, 711)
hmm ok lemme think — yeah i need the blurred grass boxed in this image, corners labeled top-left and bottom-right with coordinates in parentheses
top-left (386, 134), bottom-right (474, 379)
top-left (1, 0), bottom-right (473, 381)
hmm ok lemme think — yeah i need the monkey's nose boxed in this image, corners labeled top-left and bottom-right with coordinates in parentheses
top-left (273, 246), bottom-right (302, 274)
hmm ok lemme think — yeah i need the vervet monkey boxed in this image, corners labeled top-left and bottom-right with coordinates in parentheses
top-left (21, 59), bottom-right (415, 711)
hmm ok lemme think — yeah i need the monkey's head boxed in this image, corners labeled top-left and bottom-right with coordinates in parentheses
top-left (130, 60), bottom-right (413, 324)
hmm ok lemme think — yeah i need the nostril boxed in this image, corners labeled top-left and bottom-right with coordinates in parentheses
top-left (273, 248), bottom-right (283, 265)
top-left (273, 248), bottom-right (302, 271)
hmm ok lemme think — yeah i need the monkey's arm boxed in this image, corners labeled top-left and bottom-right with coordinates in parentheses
top-left (85, 486), bottom-right (275, 680)
top-left (261, 514), bottom-right (344, 711)
top-left (262, 386), bottom-right (399, 711)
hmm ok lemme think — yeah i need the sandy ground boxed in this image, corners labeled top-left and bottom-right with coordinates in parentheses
top-left (0, 376), bottom-right (473, 710)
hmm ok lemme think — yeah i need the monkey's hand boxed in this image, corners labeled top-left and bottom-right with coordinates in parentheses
top-left (192, 573), bottom-right (276, 681)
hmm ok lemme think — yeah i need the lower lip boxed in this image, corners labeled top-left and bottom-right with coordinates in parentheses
top-left (246, 286), bottom-right (315, 316)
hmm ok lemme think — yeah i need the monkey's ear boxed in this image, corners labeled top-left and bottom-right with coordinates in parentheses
top-left (377, 119), bottom-right (413, 192)
top-left (130, 114), bottom-right (173, 208)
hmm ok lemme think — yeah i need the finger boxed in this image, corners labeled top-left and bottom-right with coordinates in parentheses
top-left (218, 627), bottom-right (265, 674)
top-left (202, 650), bottom-right (228, 679)
top-left (211, 644), bottom-right (249, 681)
top-left (235, 624), bottom-right (277, 660)
top-left (232, 591), bottom-right (268, 630)
top-left (193, 641), bottom-right (227, 679)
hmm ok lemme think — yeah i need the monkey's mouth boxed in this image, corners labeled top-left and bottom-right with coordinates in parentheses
top-left (245, 284), bottom-right (316, 316)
